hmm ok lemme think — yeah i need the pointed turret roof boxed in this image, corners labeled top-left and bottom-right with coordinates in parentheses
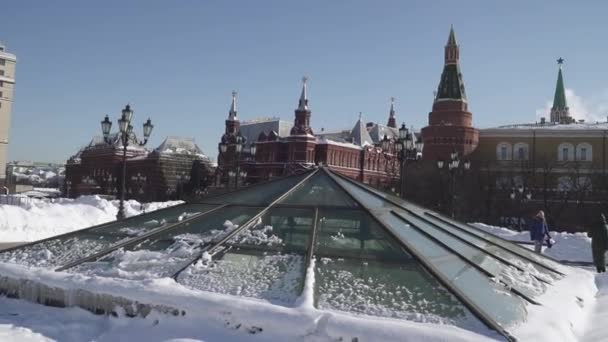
top-left (228, 91), bottom-right (238, 120)
top-left (552, 60), bottom-right (567, 110)
top-left (447, 24), bottom-right (457, 46)
top-left (435, 26), bottom-right (467, 102)
top-left (387, 97), bottom-right (397, 128)
top-left (297, 76), bottom-right (309, 111)
top-left (350, 113), bottom-right (374, 146)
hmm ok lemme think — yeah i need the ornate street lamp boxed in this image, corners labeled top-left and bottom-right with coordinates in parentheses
top-left (100, 104), bottom-right (154, 220)
top-left (131, 172), bottom-right (147, 202)
top-left (249, 143), bottom-right (257, 159)
top-left (388, 123), bottom-right (421, 199)
top-left (437, 150), bottom-right (471, 218)
top-left (510, 184), bottom-right (532, 231)
top-left (65, 180), bottom-right (72, 198)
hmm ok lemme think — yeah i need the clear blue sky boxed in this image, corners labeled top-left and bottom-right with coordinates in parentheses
top-left (4, 0), bottom-right (608, 162)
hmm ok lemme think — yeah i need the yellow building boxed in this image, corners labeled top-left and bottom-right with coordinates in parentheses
top-left (471, 60), bottom-right (608, 230)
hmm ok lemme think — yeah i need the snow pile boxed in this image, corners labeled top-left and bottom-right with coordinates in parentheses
top-left (472, 223), bottom-right (593, 262)
top-left (0, 196), bottom-right (182, 242)
top-left (0, 262), bottom-right (494, 342)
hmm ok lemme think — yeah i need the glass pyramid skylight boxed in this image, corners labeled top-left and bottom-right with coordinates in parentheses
top-left (0, 168), bottom-right (567, 341)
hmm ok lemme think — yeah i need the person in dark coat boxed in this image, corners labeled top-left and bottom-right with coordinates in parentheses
top-left (588, 214), bottom-right (608, 273)
top-left (530, 210), bottom-right (548, 253)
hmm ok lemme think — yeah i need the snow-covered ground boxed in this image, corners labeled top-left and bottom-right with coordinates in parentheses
top-left (472, 223), bottom-right (593, 262)
top-left (0, 196), bottom-right (182, 242)
top-left (0, 211), bottom-right (607, 341)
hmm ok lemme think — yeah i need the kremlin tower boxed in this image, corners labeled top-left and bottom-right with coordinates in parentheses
top-left (421, 26), bottom-right (479, 161)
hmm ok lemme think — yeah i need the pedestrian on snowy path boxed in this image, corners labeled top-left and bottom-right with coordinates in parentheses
top-left (588, 214), bottom-right (608, 273)
top-left (530, 210), bottom-right (548, 253)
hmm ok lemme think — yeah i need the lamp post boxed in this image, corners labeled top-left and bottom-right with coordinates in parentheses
top-left (510, 185), bottom-right (532, 231)
top-left (65, 180), bottom-right (72, 198)
top-left (131, 172), bottom-right (147, 202)
top-left (176, 171), bottom-right (190, 200)
top-left (382, 123), bottom-right (422, 199)
top-left (100, 105), bottom-right (154, 220)
top-left (437, 150), bottom-right (471, 218)
top-left (218, 134), bottom-right (246, 189)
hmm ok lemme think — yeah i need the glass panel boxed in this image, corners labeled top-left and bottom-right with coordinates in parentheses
top-left (0, 204), bottom-right (215, 268)
top-left (349, 178), bottom-right (565, 273)
top-left (415, 212), bottom-right (559, 282)
top-left (313, 208), bottom-right (484, 331)
top-left (279, 172), bottom-right (359, 208)
top-left (394, 211), bottom-right (551, 299)
top-left (199, 172), bottom-right (311, 206)
top-left (333, 176), bottom-right (527, 328)
top-left (177, 207), bottom-right (315, 306)
top-left (71, 206), bottom-right (261, 279)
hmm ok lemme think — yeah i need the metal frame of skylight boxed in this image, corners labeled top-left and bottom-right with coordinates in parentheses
top-left (322, 168), bottom-right (516, 342)
top-left (330, 170), bottom-right (565, 277)
top-left (391, 210), bottom-right (540, 305)
top-left (55, 204), bottom-right (230, 272)
top-left (195, 170), bottom-right (311, 204)
top-left (170, 169), bottom-right (319, 279)
top-left (0, 202), bottom-right (194, 255)
top-left (398, 208), bottom-right (553, 285)
top-left (50, 170), bottom-right (318, 271)
top-left (425, 213), bottom-right (565, 276)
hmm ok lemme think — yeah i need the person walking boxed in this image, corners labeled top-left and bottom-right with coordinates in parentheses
top-left (588, 214), bottom-right (608, 273)
top-left (530, 210), bottom-right (548, 253)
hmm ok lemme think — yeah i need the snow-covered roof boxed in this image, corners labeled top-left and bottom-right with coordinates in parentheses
top-left (481, 121), bottom-right (608, 138)
top-left (155, 136), bottom-right (209, 160)
top-left (315, 137), bottom-right (363, 150)
top-left (368, 123), bottom-right (399, 143)
top-left (489, 121), bottom-right (608, 130)
top-left (349, 118), bottom-right (374, 147)
top-left (240, 119), bottom-right (292, 143)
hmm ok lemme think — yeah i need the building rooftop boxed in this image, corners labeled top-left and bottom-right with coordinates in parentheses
top-left (487, 121), bottom-right (608, 130)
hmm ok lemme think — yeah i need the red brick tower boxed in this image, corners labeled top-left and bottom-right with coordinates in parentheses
top-left (421, 26), bottom-right (479, 161)
top-left (218, 91), bottom-right (242, 170)
top-left (387, 97), bottom-right (397, 128)
top-left (287, 77), bottom-right (316, 164)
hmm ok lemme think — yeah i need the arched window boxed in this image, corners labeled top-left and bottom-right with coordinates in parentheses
top-left (496, 142), bottom-right (512, 161)
top-left (513, 142), bottom-right (529, 161)
top-left (576, 143), bottom-right (593, 162)
top-left (557, 142), bottom-right (575, 162)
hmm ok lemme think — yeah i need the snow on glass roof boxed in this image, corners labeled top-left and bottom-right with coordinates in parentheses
top-left (0, 168), bottom-right (570, 341)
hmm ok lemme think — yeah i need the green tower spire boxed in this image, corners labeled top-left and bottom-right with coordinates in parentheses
top-left (550, 58), bottom-right (572, 124)
top-left (552, 58), bottom-right (567, 110)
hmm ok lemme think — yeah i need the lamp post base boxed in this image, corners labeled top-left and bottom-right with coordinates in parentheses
top-left (116, 201), bottom-right (125, 220)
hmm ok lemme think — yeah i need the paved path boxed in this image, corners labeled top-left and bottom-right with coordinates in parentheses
top-left (0, 242), bottom-right (23, 251)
